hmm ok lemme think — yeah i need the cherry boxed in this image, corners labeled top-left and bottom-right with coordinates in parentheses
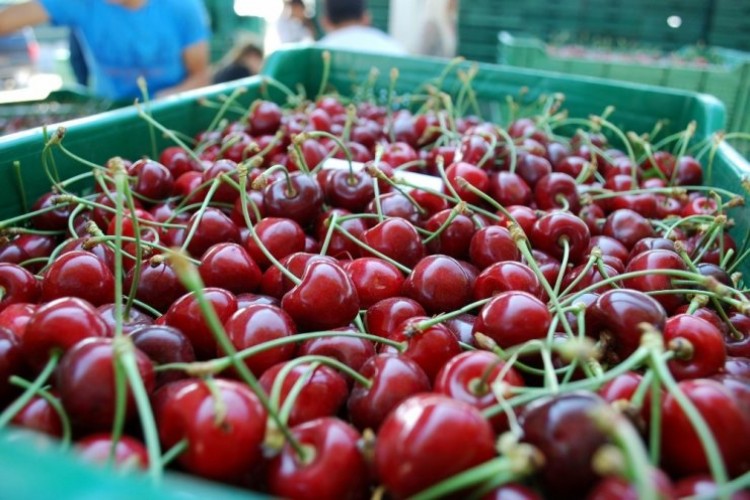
top-left (244, 216), bottom-right (306, 269)
top-left (365, 192), bottom-right (421, 226)
top-left (458, 134), bottom-right (492, 166)
top-left (288, 138), bottom-right (329, 171)
top-left (402, 254), bottom-right (473, 315)
top-left (248, 100), bottom-right (282, 135)
top-left (30, 192), bottom-right (73, 231)
top-left (129, 324), bottom-right (195, 386)
top-left (96, 303), bottom-right (153, 335)
top-left (342, 257), bottom-right (405, 309)
top-left (587, 469), bottom-right (675, 500)
top-left (59, 237), bottom-right (116, 272)
top-left (39, 251), bottom-right (114, 306)
top-left (375, 393), bottom-right (497, 499)
top-left (155, 378), bottom-right (267, 483)
top-left (588, 235), bottom-right (629, 264)
top-left (381, 141), bottom-right (419, 168)
top-left (76, 433), bottom-right (149, 470)
top-left (260, 252), bottom-right (324, 299)
top-left (0, 263), bottom-right (40, 311)
top-left (515, 153), bottom-right (553, 188)
top-left (198, 242), bottom-right (262, 295)
top-left (263, 172), bottom-right (324, 228)
top-left (659, 378), bottom-right (750, 477)
top-left (534, 172), bottom-right (581, 213)
top-left (259, 361), bottom-right (348, 427)
top-left (531, 211), bottom-right (591, 264)
top-left (200, 159), bottom-right (240, 204)
top-left (129, 158), bottom-right (175, 202)
top-left (726, 312), bottom-right (750, 358)
top-left (380, 315), bottom-right (462, 382)
top-left (298, 329), bottom-right (375, 384)
top-left (588, 289), bottom-right (666, 361)
top-left (231, 189), bottom-right (265, 227)
top-left (123, 258), bottom-right (186, 313)
top-left (664, 314), bottom-right (726, 380)
top-left (473, 261), bottom-right (543, 301)
top-left (628, 237), bottom-right (676, 260)
top-left (0, 302), bottom-right (36, 338)
top-left (324, 168), bottom-right (375, 213)
top-left (424, 209), bottom-right (475, 260)
top-left (489, 171), bottom-right (532, 207)
top-left (360, 217), bottom-right (426, 269)
top-left (281, 259), bottom-right (360, 331)
top-left (482, 484), bottom-right (543, 500)
top-left (0, 326), bottom-right (23, 403)
top-left (434, 350), bottom-right (525, 432)
top-left (673, 155), bottom-right (703, 186)
top-left (474, 291), bottom-right (551, 349)
top-left (161, 288), bottom-right (238, 360)
top-left (21, 297), bottom-right (111, 372)
top-left (469, 225), bottom-right (520, 270)
top-left (365, 296), bottom-right (426, 338)
top-left (56, 337), bottom-right (154, 432)
top-left (11, 391), bottom-right (63, 437)
top-left (267, 417), bottom-right (369, 500)
top-left (520, 391), bottom-right (609, 498)
top-left (221, 303), bottom-right (297, 377)
top-left (314, 208), bottom-right (368, 259)
top-left (674, 475), bottom-right (750, 500)
top-left (598, 371), bottom-right (643, 405)
top-left (159, 146), bottom-right (199, 178)
top-left (444, 161), bottom-right (489, 204)
top-left (602, 208), bottom-right (655, 250)
top-left (624, 249), bottom-right (687, 314)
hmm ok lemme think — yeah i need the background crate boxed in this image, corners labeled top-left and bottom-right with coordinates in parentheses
top-left (497, 31), bottom-right (750, 156)
top-left (0, 45), bottom-right (748, 495)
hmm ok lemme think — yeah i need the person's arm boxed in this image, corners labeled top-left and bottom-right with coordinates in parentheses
top-left (156, 40), bottom-right (211, 98)
top-left (0, 1), bottom-right (50, 35)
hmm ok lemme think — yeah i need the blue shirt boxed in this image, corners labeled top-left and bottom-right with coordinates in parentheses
top-left (40, 0), bottom-right (209, 100)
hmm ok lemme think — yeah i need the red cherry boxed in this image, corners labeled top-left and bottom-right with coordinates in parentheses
top-left (96, 303), bottom-right (153, 335)
top-left (469, 225), bottom-right (520, 270)
top-left (155, 378), bottom-right (267, 482)
top-left (248, 100), bottom-right (282, 135)
top-left (424, 209), bottom-right (476, 260)
top-left (534, 172), bottom-right (581, 213)
top-left (263, 172), bottom-right (324, 228)
top-left (0, 302), bottom-right (37, 338)
top-left (40, 251), bottom-right (114, 306)
top-left (244, 217), bottom-right (306, 269)
top-left (489, 171), bottom-right (532, 207)
top-left (198, 242), bottom-right (262, 295)
top-left (324, 168), bottom-right (375, 213)
top-left (201, 159), bottom-right (240, 204)
top-left (482, 483), bottom-right (543, 500)
top-left (123, 258), bottom-right (186, 313)
top-left (365, 192), bottom-right (421, 227)
top-left (402, 254), bottom-right (473, 315)
top-left (314, 208), bottom-right (368, 259)
top-left (162, 288), bottom-right (238, 360)
top-left (0, 263), bottom-right (40, 311)
top-left (129, 158), bottom-right (175, 201)
top-left (624, 249), bottom-right (687, 314)
top-left (11, 391), bottom-right (63, 437)
top-left (267, 417), bottom-right (369, 500)
top-left (221, 303), bottom-right (297, 376)
top-left (159, 146), bottom-right (199, 178)
top-left (473, 261), bottom-right (543, 301)
top-left (674, 475), bottom-right (750, 500)
top-left (76, 433), bottom-right (149, 470)
top-left (0, 326), bottom-right (23, 403)
top-left (603, 208), bottom-right (655, 249)
top-left (474, 291), bottom-right (551, 349)
top-left (531, 211), bottom-right (591, 264)
top-left (298, 329), bottom-right (375, 384)
top-left (587, 469), bottom-right (675, 500)
top-left (360, 217), bottom-right (426, 269)
top-left (180, 208), bottom-right (240, 259)
top-left (516, 153), bottom-right (553, 188)
top-left (259, 361), bottom-right (348, 426)
top-left (129, 324), bottom-right (195, 386)
top-left (342, 257), bottom-right (405, 309)
top-left (444, 161), bottom-right (489, 204)
top-left (57, 337), bottom-right (154, 432)
top-left (664, 314), bottom-right (726, 380)
top-left (434, 350), bottom-right (525, 433)
top-left (30, 192), bottom-right (73, 231)
top-left (365, 296), bottom-right (426, 338)
top-left (375, 393), bottom-right (497, 499)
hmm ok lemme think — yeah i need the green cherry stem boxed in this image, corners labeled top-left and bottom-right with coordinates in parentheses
top-left (0, 351), bottom-right (61, 430)
top-left (8, 376), bottom-right (72, 448)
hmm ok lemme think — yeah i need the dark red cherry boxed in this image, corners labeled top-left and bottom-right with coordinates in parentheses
top-left (469, 225), bottom-right (520, 270)
top-left (11, 391), bottom-right (63, 437)
top-left (531, 211), bottom-right (591, 264)
top-left (489, 171), bottom-right (532, 207)
top-left (365, 296), bottom-right (426, 338)
top-left (159, 146), bottom-right (199, 178)
top-left (473, 291), bottom-right (551, 348)
top-left (624, 249), bottom-right (687, 314)
top-left (444, 161), bottom-right (489, 204)
top-left (40, 251), bottom-right (114, 306)
top-left (198, 242), bottom-right (262, 295)
top-left (674, 475), bottom-right (750, 500)
top-left (263, 172), bottom-right (324, 228)
top-left (360, 217), bottom-right (426, 269)
top-left (473, 261), bottom-right (543, 301)
top-left (324, 168), bottom-right (375, 213)
top-left (248, 100), bottom-right (282, 135)
top-left (129, 324), bottom-right (195, 386)
top-left (76, 433), bottom-right (149, 470)
top-left (0, 263), bottom-right (40, 311)
top-left (244, 217), bottom-right (306, 270)
top-left (342, 257), bottom-right (405, 309)
top-left (57, 337), bottom-right (154, 432)
top-left (298, 329), bottom-right (375, 384)
top-left (516, 153), bottom-right (553, 188)
top-left (424, 209), bottom-right (476, 260)
top-left (664, 314), bottom-right (726, 380)
top-left (0, 302), bottom-right (36, 339)
top-left (30, 192), bottom-right (73, 231)
top-left (177, 208), bottom-right (240, 259)
top-left (603, 209), bottom-right (655, 249)
top-left (402, 254), bottom-right (473, 315)
top-left (375, 393), bottom-right (497, 499)
top-left (96, 303), bottom-right (152, 336)
top-left (129, 158), bottom-right (174, 201)
top-left (534, 172), bottom-right (581, 213)
top-left (0, 326), bottom-right (23, 403)
top-left (123, 258), bottom-right (186, 313)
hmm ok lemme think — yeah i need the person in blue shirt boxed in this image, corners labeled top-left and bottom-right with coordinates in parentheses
top-left (0, 0), bottom-right (211, 101)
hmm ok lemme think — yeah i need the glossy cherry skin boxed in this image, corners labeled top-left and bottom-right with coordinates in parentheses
top-left (473, 261), bottom-right (543, 301)
top-left (178, 208), bottom-right (240, 259)
top-left (298, 329), bottom-right (375, 385)
top-left (0, 263), bottom-right (40, 312)
top-left (123, 259), bottom-right (186, 313)
top-left (221, 303), bottom-right (297, 377)
top-left (469, 225), bottom-right (520, 270)
top-left (313, 208), bottom-right (367, 259)
top-left (674, 475), bottom-right (750, 500)
top-left (587, 469), bottom-right (675, 500)
top-left (30, 192), bottom-right (73, 231)
top-left (11, 392), bottom-right (63, 437)
top-left (248, 100), bottom-right (282, 135)
top-left (282, 259), bottom-right (360, 332)
top-left (364, 297), bottom-right (426, 338)
top-left (663, 314), bottom-right (726, 380)
top-left (726, 312), bottom-right (750, 358)
top-left (342, 257), bottom-right (405, 309)
top-left (360, 217), bottom-right (426, 269)
top-left (259, 361), bottom-right (349, 427)
top-left (659, 378), bottom-right (750, 478)
top-left (21, 297), bottom-right (111, 372)
top-left (624, 249), bottom-right (687, 314)
top-left (56, 337), bottom-right (154, 432)
top-left (444, 161), bottom-right (489, 205)
top-left (379, 315), bottom-right (461, 382)
top-left (0, 326), bottom-right (23, 403)
top-left (129, 324), bottom-right (196, 386)
top-left (520, 391), bottom-right (609, 499)
top-left (95, 303), bottom-right (153, 336)
top-left (155, 378), bottom-right (267, 483)
top-left (516, 153), bottom-right (553, 188)
top-left (40, 251), bottom-right (115, 307)
top-left (159, 146), bottom-right (199, 178)
top-left (244, 216), bottom-right (306, 269)
top-left (482, 484), bottom-right (543, 500)
top-left (534, 172), bottom-right (581, 213)
top-left (263, 172), bottom-right (324, 229)
top-left (424, 209), bottom-right (475, 260)
top-left (267, 417), bottom-right (369, 500)
top-left (489, 171), bottom-right (533, 207)
top-left (531, 211), bottom-right (591, 264)
top-left (602, 208), bottom-right (655, 250)
top-left (402, 254), bottom-right (473, 315)
top-left (161, 288), bottom-right (238, 360)
top-left (200, 159), bottom-right (240, 204)
top-left (375, 393), bottom-right (497, 499)
top-left (0, 302), bottom-right (37, 338)
top-left (129, 158), bottom-right (174, 201)
top-left (324, 168), bottom-right (375, 213)
top-left (76, 433), bottom-right (149, 470)
top-left (588, 289), bottom-right (667, 361)
top-left (434, 350), bottom-right (525, 432)
top-left (198, 242), bottom-right (262, 295)
top-left (474, 291), bottom-right (551, 349)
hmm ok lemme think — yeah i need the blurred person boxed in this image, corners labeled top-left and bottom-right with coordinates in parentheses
top-left (212, 41), bottom-right (264, 84)
top-left (318, 0), bottom-right (406, 55)
top-left (0, 0), bottom-right (211, 101)
top-left (276, 0), bottom-right (315, 45)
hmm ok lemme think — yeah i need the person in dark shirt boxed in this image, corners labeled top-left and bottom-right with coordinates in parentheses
top-left (212, 42), bottom-right (264, 84)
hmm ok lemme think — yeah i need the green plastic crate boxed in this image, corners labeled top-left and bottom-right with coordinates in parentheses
top-left (0, 45), bottom-right (749, 496)
top-left (497, 31), bottom-right (750, 155)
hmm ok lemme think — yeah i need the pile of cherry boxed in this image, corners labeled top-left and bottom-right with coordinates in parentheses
top-left (0, 84), bottom-right (749, 500)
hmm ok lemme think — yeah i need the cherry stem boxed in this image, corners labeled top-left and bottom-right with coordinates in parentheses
top-left (552, 237), bottom-right (571, 297)
top-left (386, 68), bottom-right (398, 142)
top-left (495, 126), bottom-right (519, 174)
top-left (109, 346), bottom-right (128, 466)
top-left (208, 86), bottom-right (247, 133)
top-left (422, 202), bottom-right (466, 245)
top-left (416, 297), bottom-right (492, 331)
top-left (409, 457), bottom-right (520, 500)
top-left (160, 438), bottom-right (189, 469)
top-left (273, 361), bottom-right (320, 427)
top-left (179, 179), bottom-right (221, 254)
top-left (135, 103), bottom-right (203, 165)
top-left (9, 375), bottom-right (71, 448)
top-left (0, 351), bottom-right (60, 429)
top-left (648, 370), bottom-right (663, 466)
top-left (315, 51), bottom-right (331, 100)
top-left (167, 250), bottom-right (306, 459)
top-left (331, 222), bottom-right (412, 274)
top-left (318, 210), bottom-right (338, 257)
